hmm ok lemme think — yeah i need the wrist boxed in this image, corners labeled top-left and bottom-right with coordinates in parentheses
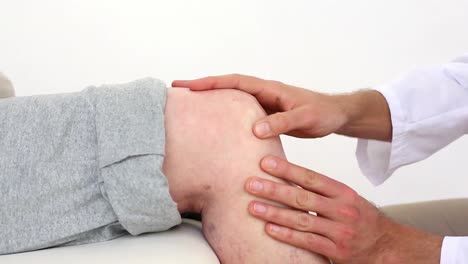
top-left (334, 90), bottom-right (392, 141)
top-left (374, 217), bottom-right (443, 264)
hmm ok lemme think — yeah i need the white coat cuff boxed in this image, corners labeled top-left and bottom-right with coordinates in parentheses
top-left (441, 237), bottom-right (468, 264)
top-left (356, 84), bottom-right (408, 186)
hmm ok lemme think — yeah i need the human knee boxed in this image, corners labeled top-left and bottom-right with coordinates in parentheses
top-left (167, 87), bottom-right (266, 135)
top-left (163, 88), bottom-right (285, 210)
top-left (165, 87), bottom-right (281, 157)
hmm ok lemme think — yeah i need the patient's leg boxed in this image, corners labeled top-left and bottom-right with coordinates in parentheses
top-left (163, 88), bottom-right (328, 264)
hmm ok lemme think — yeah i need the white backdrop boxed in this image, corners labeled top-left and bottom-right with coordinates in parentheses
top-left (1, 0), bottom-right (467, 206)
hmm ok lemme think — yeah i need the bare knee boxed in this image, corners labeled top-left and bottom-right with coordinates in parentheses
top-left (164, 88), bottom-right (284, 177)
top-left (165, 87), bottom-right (285, 188)
top-left (163, 88), bottom-right (327, 263)
top-left (163, 88), bottom-right (284, 212)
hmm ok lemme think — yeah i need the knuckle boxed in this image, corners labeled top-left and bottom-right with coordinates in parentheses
top-left (304, 233), bottom-right (317, 246)
top-left (267, 206), bottom-right (278, 219)
top-left (337, 205), bottom-right (360, 222)
top-left (295, 190), bottom-right (312, 209)
top-left (231, 73), bottom-right (242, 87)
top-left (266, 182), bottom-right (278, 197)
top-left (296, 213), bottom-right (311, 229)
top-left (338, 226), bottom-right (357, 242)
top-left (303, 113), bottom-right (317, 129)
top-left (269, 80), bottom-right (285, 88)
top-left (335, 236), bottom-right (353, 259)
top-left (283, 227), bottom-right (294, 240)
top-left (302, 105), bottom-right (317, 121)
top-left (303, 170), bottom-right (320, 187)
top-left (230, 73), bottom-right (242, 79)
top-left (301, 105), bottom-right (318, 123)
top-left (343, 188), bottom-right (359, 201)
top-left (284, 187), bottom-right (298, 203)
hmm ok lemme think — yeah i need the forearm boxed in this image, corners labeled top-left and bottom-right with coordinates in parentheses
top-left (335, 90), bottom-right (392, 141)
top-left (375, 217), bottom-right (443, 264)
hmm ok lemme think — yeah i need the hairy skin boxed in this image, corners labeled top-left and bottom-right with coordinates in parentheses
top-left (162, 88), bottom-right (329, 264)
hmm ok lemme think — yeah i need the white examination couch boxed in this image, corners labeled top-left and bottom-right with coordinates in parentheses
top-left (2, 220), bottom-right (219, 264)
top-left (0, 73), bottom-right (219, 264)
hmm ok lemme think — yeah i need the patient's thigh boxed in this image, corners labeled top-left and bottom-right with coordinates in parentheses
top-left (164, 88), bottom-right (328, 264)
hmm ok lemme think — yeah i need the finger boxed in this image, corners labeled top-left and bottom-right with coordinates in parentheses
top-left (172, 74), bottom-right (290, 110)
top-left (265, 223), bottom-right (336, 258)
top-left (259, 156), bottom-right (348, 198)
top-left (172, 74), bottom-right (267, 93)
top-left (245, 177), bottom-right (335, 217)
top-left (248, 201), bottom-right (349, 242)
top-left (253, 106), bottom-right (312, 138)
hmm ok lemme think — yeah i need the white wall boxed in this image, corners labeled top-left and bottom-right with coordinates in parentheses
top-left (1, 0), bottom-right (467, 206)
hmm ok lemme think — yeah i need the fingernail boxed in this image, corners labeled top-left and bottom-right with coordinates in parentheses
top-left (253, 203), bottom-right (267, 214)
top-left (263, 158), bottom-right (277, 170)
top-left (249, 179), bottom-right (264, 192)
top-left (255, 122), bottom-right (271, 137)
top-left (270, 224), bottom-right (281, 233)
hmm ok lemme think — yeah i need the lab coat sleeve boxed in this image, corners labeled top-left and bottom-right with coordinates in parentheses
top-left (356, 54), bottom-right (468, 186)
top-left (441, 237), bottom-right (468, 264)
top-left (355, 55), bottom-right (468, 264)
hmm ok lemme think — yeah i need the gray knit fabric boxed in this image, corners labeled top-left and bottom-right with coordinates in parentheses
top-left (0, 78), bottom-right (182, 255)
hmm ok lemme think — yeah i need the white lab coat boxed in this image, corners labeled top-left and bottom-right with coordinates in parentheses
top-left (356, 54), bottom-right (468, 264)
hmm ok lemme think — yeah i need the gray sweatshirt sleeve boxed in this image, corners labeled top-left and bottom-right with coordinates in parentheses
top-left (0, 78), bottom-right (182, 255)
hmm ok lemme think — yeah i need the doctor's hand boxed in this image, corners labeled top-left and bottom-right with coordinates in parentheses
top-left (245, 155), bottom-right (443, 264)
top-left (173, 74), bottom-right (392, 141)
top-left (172, 74), bottom-right (348, 139)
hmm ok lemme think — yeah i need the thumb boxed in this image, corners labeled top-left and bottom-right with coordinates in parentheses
top-left (253, 107), bottom-right (311, 138)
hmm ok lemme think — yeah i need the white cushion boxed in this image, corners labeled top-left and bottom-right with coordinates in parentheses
top-left (0, 72), bottom-right (14, 98)
top-left (1, 219), bottom-right (220, 264)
